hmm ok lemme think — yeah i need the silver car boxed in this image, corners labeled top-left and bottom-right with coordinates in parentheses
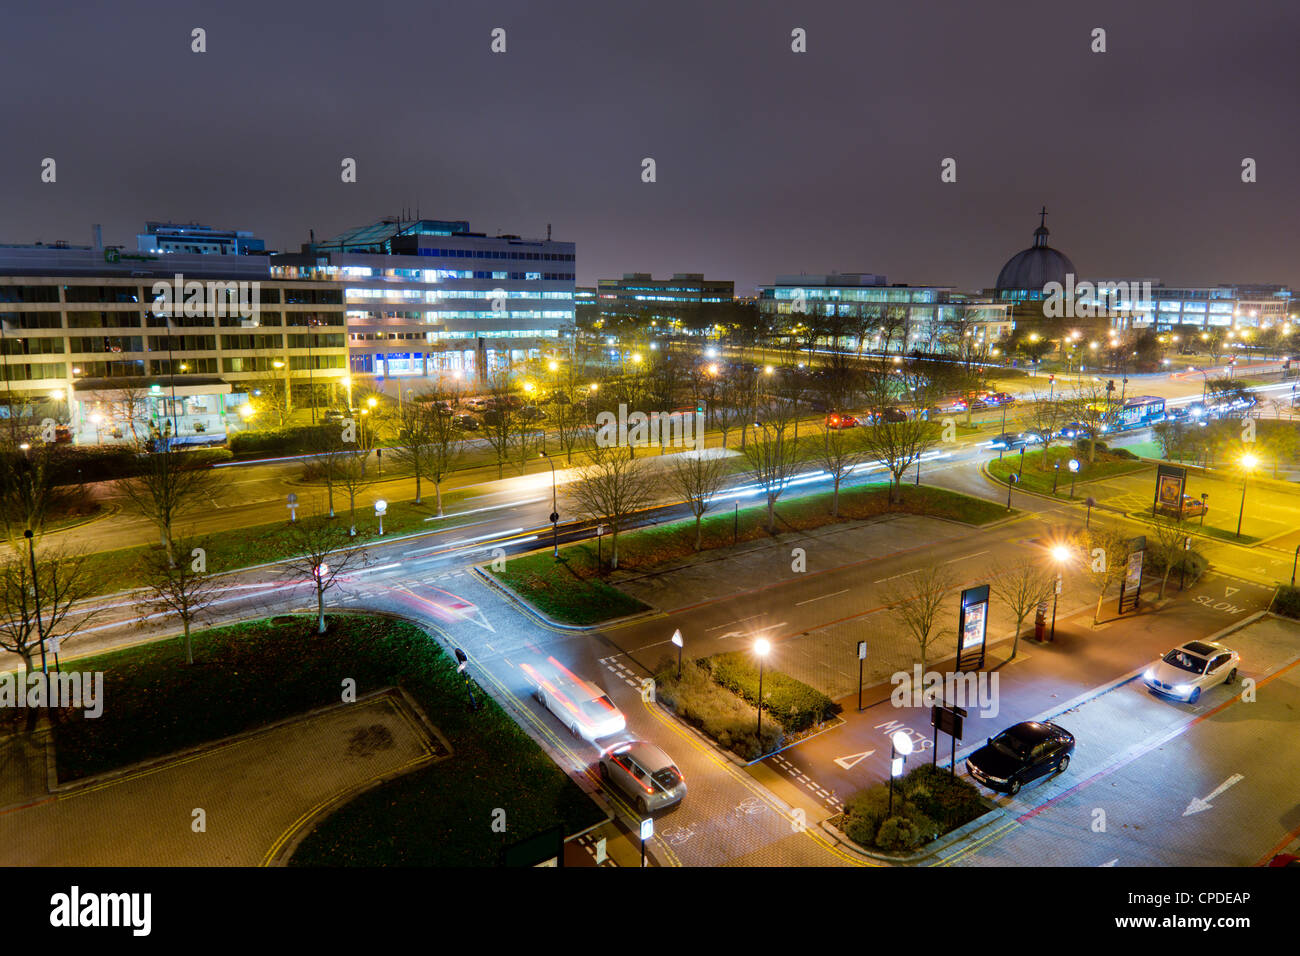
top-left (599, 741), bottom-right (687, 813)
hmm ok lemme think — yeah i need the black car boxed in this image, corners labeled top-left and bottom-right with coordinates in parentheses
top-left (966, 720), bottom-right (1075, 796)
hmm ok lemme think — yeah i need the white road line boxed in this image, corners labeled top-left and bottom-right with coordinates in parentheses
top-left (705, 613), bottom-right (768, 632)
top-left (873, 569), bottom-right (919, 584)
top-left (943, 549), bottom-right (990, 564)
top-left (795, 588), bottom-right (850, 607)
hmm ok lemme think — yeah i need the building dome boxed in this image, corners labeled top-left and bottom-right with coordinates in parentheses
top-left (995, 208), bottom-right (1076, 297)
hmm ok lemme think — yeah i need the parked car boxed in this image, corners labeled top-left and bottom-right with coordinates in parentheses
top-left (989, 431), bottom-right (1042, 450)
top-left (882, 405), bottom-right (908, 423)
top-left (824, 413), bottom-right (859, 429)
top-left (1143, 640), bottom-right (1239, 703)
top-left (453, 414), bottom-right (480, 431)
top-left (981, 391), bottom-right (1015, 406)
top-left (519, 405), bottom-right (545, 422)
top-left (966, 720), bottom-right (1075, 796)
top-left (481, 409), bottom-right (503, 426)
top-left (1059, 421), bottom-right (1092, 440)
top-left (1156, 494), bottom-right (1206, 519)
top-left (599, 740), bottom-right (687, 813)
top-left (520, 656), bottom-right (627, 741)
top-left (938, 398), bottom-right (967, 413)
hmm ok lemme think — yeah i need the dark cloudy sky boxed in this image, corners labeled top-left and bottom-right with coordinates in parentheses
top-left (3, 0), bottom-right (1296, 294)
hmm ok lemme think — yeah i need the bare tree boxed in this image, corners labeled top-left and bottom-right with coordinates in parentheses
top-left (391, 392), bottom-right (463, 514)
top-left (252, 363), bottom-right (292, 427)
top-left (567, 442), bottom-right (655, 570)
top-left (667, 450), bottom-right (730, 550)
top-left (743, 392), bottom-right (802, 533)
top-left (989, 558), bottom-right (1055, 660)
top-left (1021, 390), bottom-right (1069, 469)
top-left (303, 422), bottom-right (346, 518)
top-left (1081, 525), bottom-right (1131, 624)
top-left (884, 564), bottom-right (954, 673)
top-left (114, 442), bottom-right (226, 566)
top-left (1143, 513), bottom-right (1192, 599)
top-left (816, 422), bottom-right (869, 516)
top-left (858, 367), bottom-right (940, 504)
top-left (135, 532), bottom-right (223, 664)
top-left (1065, 382), bottom-right (1112, 464)
top-left (481, 370), bottom-right (516, 480)
top-left (280, 514), bottom-right (369, 634)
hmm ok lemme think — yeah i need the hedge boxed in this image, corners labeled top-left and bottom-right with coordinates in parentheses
top-left (1271, 585), bottom-right (1300, 620)
top-left (653, 657), bottom-right (783, 761)
top-left (40, 445), bottom-right (231, 485)
top-left (702, 651), bottom-right (839, 732)
top-left (840, 763), bottom-right (984, 851)
top-left (229, 425), bottom-right (328, 456)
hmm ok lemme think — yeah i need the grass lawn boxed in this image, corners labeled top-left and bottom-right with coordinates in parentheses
top-left (43, 614), bottom-right (602, 866)
top-left (988, 446), bottom-right (1148, 497)
top-left (492, 482), bottom-right (1008, 625)
top-left (74, 492), bottom-right (471, 594)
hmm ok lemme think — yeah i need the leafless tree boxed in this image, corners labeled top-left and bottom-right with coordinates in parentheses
top-left (1143, 513), bottom-right (1192, 599)
top-left (667, 450), bottom-right (730, 550)
top-left (252, 363), bottom-right (292, 427)
top-left (135, 532), bottom-right (224, 664)
top-left (858, 367), bottom-right (940, 504)
top-left (884, 564), bottom-right (954, 673)
top-left (391, 391), bottom-right (463, 515)
top-left (567, 442), bottom-right (656, 570)
top-left (280, 514), bottom-right (369, 634)
top-left (989, 558), bottom-right (1055, 659)
top-left (481, 369), bottom-right (516, 480)
top-left (1081, 525), bottom-right (1132, 624)
top-left (303, 422), bottom-right (346, 518)
top-left (1021, 390), bottom-right (1070, 469)
top-left (114, 442), bottom-right (227, 566)
top-left (743, 392), bottom-right (802, 533)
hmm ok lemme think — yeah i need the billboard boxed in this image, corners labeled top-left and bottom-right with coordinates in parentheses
top-left (1118, 535), bottom-right (1146, 614)
top-left (957, 584), bottom-right (990, 670)
top-left (1154, 464), bottom-right (1187, 515)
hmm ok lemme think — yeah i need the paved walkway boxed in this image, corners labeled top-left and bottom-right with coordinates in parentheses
top-left (0, 692), bottom-right (446, 866)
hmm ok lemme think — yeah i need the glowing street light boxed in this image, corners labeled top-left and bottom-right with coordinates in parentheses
top-left (888, 730), bottom-right (914, 814)
top-left (754, 638), bottom-right (771, 744)
top-left (1236, 453), bottom-right (1258, 538)
top-left (374, 498), bottom-right (388, 535)
top-left (1049, 545), bottom-right (1071, 641)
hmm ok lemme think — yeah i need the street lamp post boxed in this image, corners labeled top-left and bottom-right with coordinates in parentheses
top-left (540, 452), bottom-right (559, 558)
top-left (1292, 544), bottom-right (1300, 588)
top-left (671, 629), bottom-right (684, 679)
top-left (1085, 496), bottom-right (1096, 528)
top-left (1049, 544), bottom-right (1070, 642)
top-left (888, 730), bottom-right (913, 816)
top-left (1006, 472), bottom-right (1018, 510)
top-left (1052, 461), bottom-right (1061, 494)
top-left (754, 638), bottom-right (771, 746)
top-left (1068, 458), bottom-right (1079, 498)
top-left (1200, 493), bottom-right (1209, 528)
top-left (1017, 446), bottom-right (1025, 479)
top-left (374, 498), bottom-right (387, 535)
top-left (1236, 454), bottom-right (1258, 538)
top-left (23, 529), bottom-right (48, 676)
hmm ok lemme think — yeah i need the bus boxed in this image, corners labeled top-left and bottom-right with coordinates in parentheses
top-left (1104, 395), bottom-right (1166, 433)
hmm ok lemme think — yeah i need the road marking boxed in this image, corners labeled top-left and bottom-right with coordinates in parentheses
top-left (1224, 586), bottom-right (1239, 598)
top-left (873, 569), bottom-right (918, 584)
top-left (795, 589), bottom-right (849, 607)
top-left (1101, 858), bottom-right (1118, 867)
top-left (943, 550), bottom-right (989, 565)
top-left (833, 749), bottom-right (876, 770)
top-left (706, 613), bottom-right (766, 632)
top-left (1183, 773), bottom-right (1244, 816)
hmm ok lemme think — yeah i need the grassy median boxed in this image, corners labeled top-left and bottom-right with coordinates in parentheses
top-left (988, 445), bottom-right (1147, 497)
top-left (45, 614), bottom-right (603, 866)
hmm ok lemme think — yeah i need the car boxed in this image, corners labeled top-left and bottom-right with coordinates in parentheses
top-left (981, 391), bottom-right (1015, 406)
top-left (966, 721), bottom-right (1075, 796)
top-left (519, 405), bottom-right (545, 422)
top-left (938, 398), bottom-right (967, 413)
top-left (990, 431), bottom-right (1042, 450)
top-left (599, 740), bottom-right (687, 813)
top-left (453, 413), bottom-right (480, 430)
top-left (1156, 494), bottom-right (1206, 519)
top-left (1059, 421), bottom-right (1092, 440)
top-left (1143, 640), bottom-right (1239, 703)
top-left (824, 413), bottom-right (859, 429)
top-left (882, 405), bottom-right (908, 423)
top-left (520, 656), bottom-right (627, 741)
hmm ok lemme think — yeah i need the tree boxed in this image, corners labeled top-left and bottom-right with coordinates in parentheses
top-left (667, 449), bottom-right (730, 549)
top-left (567, 442), bottom-right (655, 570)
top-left (884, 564), bottom-right (954, 673)
top-left (135, 533), bottom-right (223, 664)
top-left (114, 442), bottom-right (226, 566)
top-left (481, 369), bottom-right (516, 480)
top-left (989, 559), bottom-right (1055, 660)
top-left (0, 542), bottom-right (100, 725)
top-left (743, 392), bottom-right (802, 532)
top-left (303, 422), bottom-right (346, 518)
top-left (391, 392), bottom-right (462, 514)
top-left (1020, 389), bottom-right (1069, 469)
top-left (280, 514), bottom-right (369, 634)
top-left (335, 443), bottom-right (376, 537)
top-left (1081, 525), bottom-right (1131, 624)
top-left (1143, 513), bottom-right (1191, 600)
top-left (1065, 382), bottom-right (1111, 464)
top-left (858, 366), bottom-right (940, 504)
top-left (816, 422), bottom-right (868, 516)
top-left (252, 363), bottom-right (292, 427)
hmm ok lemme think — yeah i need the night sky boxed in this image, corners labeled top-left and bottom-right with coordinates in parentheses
top-left (3, 0), bottom-right (1296, 294)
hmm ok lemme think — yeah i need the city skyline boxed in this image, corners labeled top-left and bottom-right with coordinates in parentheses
top-left (3, 0), bottom-right (1296, 295)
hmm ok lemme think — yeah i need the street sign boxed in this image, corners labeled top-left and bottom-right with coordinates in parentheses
top-left (671, 629), bottom-right (683, 648)
top-left (639, 817), bottom-right (654, 841)
top-left (1118, 535), bottom-right (1146, 614)
top-left (1154, 463), bottom-right (1187, 515)
top-left (957, 584), bottom-right (990, 670)
top-left (549, 511), bottom-right (559, 523)
top-left (857, 641), bottom-right (867, 660)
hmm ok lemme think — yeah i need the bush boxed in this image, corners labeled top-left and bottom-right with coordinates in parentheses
top-left (1111, 447), bottom-right (1139, 460)
top-left (44, 444), bottom-right (230, 484)
top-left (1144, 548), bottom-right (1208, 588)
top-left (840, 764), bottom-right (984, 852)
top-left (702, 652), bottom-right (839, 732)
top-left (229, 425), bottom-right (327, 457)
top-left (654, 658), bottom-right (783, 760)
top-left (1272, 585), bottom-right (1300, 620)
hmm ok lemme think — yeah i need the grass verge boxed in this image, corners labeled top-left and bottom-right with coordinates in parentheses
top-left (40, 614), bottom-right (602, 865)
top-left (988, 445), bottom-right (1147, 496)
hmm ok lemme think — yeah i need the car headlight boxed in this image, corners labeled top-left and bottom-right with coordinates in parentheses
top-left (1143, 668), bottom-right (1155, 681)
top-left (1174, 684), bottom-right (1192, 696)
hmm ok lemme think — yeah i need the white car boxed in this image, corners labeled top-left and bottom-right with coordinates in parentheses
top-left (521, 656), bottom-right (627, 740)
top-left (600, 740), bottom-right (687, 813)
top-left (1143, 640), bottom-right (1240, 703)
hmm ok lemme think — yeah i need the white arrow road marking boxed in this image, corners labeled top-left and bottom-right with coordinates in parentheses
top-left (1100, 859), bottom-right (1118, 867)
top-left (1224, 586), bottom-right (1239, 598)
top-left (834, 749), bottom-right (876, 770)
top-left (1183, 773), bottom-right (1244, 816)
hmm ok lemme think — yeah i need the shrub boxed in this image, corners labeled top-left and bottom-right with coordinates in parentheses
top-left (702, 652), bottom-right (839, 732)
top-left (875, 814), bottom-right (938, 852)
top-left (43, 444), bottom-right (230, 485)
top-left (654, 657), bottom-right (783, 760)
top-left (901, 763), bottom-right (985, 830)
top-left (840, 764), bottom-right (984, 851)
top-left (1272, 585), bottom-right (1300, 620)
top-left (229, 425), bottom-right (326, 457)
top-left (1111, 447), bottom-right (1138, 460)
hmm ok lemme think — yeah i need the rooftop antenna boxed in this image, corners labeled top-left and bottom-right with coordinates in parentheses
top-left (547, 223), bottom-right (552, 241)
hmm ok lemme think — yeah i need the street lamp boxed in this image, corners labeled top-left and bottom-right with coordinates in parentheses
top-left (374, 498), bottom-right (387, 535)
top-left (754, 638), bottom-right (771, 745)
top-left (671, 629), bottom-right (684, 679)
top-left (1067, 458), bottom-right (1080, 498)
top-left (888, 730), bottom-right (913, 815)
top-left (1236, 453), bottom-right (1258, 538)
top-left (1049, 545), bottom-right (1071, 641)
top-left (540, 452), bottom-right (559, 558)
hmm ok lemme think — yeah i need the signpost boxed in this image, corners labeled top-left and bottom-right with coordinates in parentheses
top-left (957, 584), bottom-right (990, 670)
top-left (639, 816), bottom-right (653, 868)
top-left (856, 640), bottom-right (867, 712)
top-left (286, 492), bottom-right (299, 522)
top-left (1118, 535), bottom-right (1146, 614)
top-left (930, 703), bottom-right (966, 774)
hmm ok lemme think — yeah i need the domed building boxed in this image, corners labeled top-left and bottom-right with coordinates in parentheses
top-left (995, 207), bottom-right (1076, 301)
